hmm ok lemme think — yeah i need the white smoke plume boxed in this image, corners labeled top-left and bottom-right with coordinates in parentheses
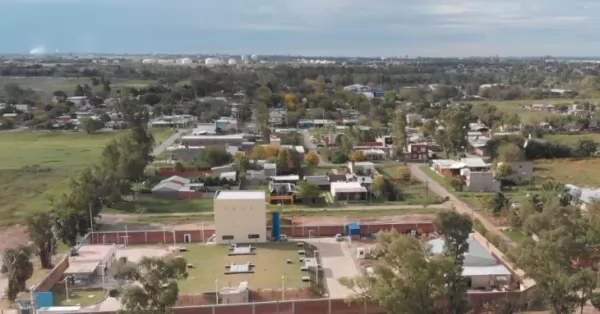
top-left (29, 46), bottom-right (46, 55)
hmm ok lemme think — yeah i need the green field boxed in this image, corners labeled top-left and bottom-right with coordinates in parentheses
top-left (0, 129), bottom-right (173, 225)
top-left (503, 229), bottom-right (527, 244)
top-left (545, 133), bottom-right (600, 145)
top-left (465, 99), bottom-right (596, 122)
top-left (106, 197), bottom-right (214, 214)
top-left (0, 77), bottom-right (156, 101)
top-left (177, 243), bottom-right (311, 294)
top-left (535, 158), bottom-right (600, 186)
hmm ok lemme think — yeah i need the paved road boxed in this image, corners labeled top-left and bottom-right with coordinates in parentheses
top-left (151, 129), bottom-right (185, 157)
top-left (408, 163), bottom-right (514, 244)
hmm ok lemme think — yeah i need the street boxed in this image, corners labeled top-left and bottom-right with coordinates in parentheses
top-left (300, 129), bottom-right (333, 166)
top-left (408, 163), bottom-right (514, 244)
top-left (151, 129), bottom-right (185, 156)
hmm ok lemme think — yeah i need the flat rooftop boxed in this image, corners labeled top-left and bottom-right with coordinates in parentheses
top-left (71, 244), bottom-right (115, 262)
top-left (215, 190), bottom-right (266, 200)
top-left (64, 261), bottom-right (99, 274)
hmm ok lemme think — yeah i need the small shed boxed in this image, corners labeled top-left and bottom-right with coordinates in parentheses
top-left (346, 223), bottom-right (360, 236)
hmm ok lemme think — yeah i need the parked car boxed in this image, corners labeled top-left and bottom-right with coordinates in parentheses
top-left (334, 234), bottom-right (344, 241)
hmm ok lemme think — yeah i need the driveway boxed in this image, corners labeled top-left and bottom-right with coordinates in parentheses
top-left (408, 163), bottom-right (514, 244)
top-left (151, 130), bottom-right (184, 157)
top-left (302, 238), bottom-right (360, 299)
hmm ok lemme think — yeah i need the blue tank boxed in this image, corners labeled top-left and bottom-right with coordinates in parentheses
top-left (272, 212), bottom-right (281, 239)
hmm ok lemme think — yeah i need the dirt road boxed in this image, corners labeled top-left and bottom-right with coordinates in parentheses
top-left (409, 163), bottom-right (514, 244)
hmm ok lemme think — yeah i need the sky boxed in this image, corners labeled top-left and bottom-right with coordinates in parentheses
top-left (0, 0), bottom-right (599, 57)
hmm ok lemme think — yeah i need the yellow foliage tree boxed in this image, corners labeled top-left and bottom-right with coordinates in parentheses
top-left (396, 167), bottom-right (411, 183)
top-left (349, 151), bottom-right (366, 162)
top-left (250, 146), bottom-right (267, 159)
top-left (304, 152), bottom-right (320, 167)
top-left (264, 145), bottom-right (280, 158)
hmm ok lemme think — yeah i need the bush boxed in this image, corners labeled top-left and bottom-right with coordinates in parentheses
top-left (591, 293), bottom-right (600, 311)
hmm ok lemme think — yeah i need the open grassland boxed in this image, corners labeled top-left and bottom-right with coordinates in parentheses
top-left (544, 133), bottom-right (600, 145)
top-left (535, 158), bottom-right (600, 187)
top-left (176, 243), bottom-right (310, 294)
top-left (0, 77), bottom-right (156, 100)
top-left (0, 129), bottom-right (173, 225)
top-left (464, 98), bottom-right (599, 122)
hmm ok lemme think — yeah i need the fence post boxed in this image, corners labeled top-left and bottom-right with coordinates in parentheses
top-left (292, 299), bottom-right (295, 314)
top-left (145, 231), bottom-right (148, 243)
top-left (328, 298), bottom-right (332, 314)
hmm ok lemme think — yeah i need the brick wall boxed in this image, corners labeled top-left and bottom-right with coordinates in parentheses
top-left (88, 222), bottom-right (436, 245)
top-left (33, 255), bottom-right (69, 292)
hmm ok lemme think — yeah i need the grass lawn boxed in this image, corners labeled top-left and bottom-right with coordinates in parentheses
top-left (52, 286), bottom-right (106, 307)
top-left (503, 229), bottom-right (527, 244)
top-left (177, 243), bottom-right (310, 294)
top-left (106, 197), bottom-right (214, 214)
top-left (0, 129), bottom-right (176, 225)
top-left (535, 158), bottom-right (600, 186)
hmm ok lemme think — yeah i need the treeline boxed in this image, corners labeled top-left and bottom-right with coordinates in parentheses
top-left (487, 134), bottom-right (598, 160)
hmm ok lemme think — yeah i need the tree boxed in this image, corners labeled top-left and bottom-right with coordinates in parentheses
top-left (296, 181), bottom-right (321, 203)
top-left (396, 167), bottom-right (411, 183)
top-left (233, 153), bottom-right (250, 174)
top-left (486, 192), bottom-right (509, 216)
top-left (79, 117), bottom-right (104, 134)
top-left (448, 177), bottom-right (463, 191)
top-left (472, 104), bottom-right (502, 128)
top-left (434, 211), bottom-right (473, 314)
top-left (27, 212), bottom-right (56, 269)
top-left (349, 151), bottom-right (366, 162)
top-left (116, 256), bottom-right (188, 314)
top-left (511, 205), bottom-right (590, 314)
top-left (495, 162), bottom-right (512, 179)
top-left (174, 161), bottom-right (185, 173)
top-left (437, 105), bottom-right (471, 157)
top-left (497, 143), bottom-right (524, 162)
top-left (73, 84), bottom-right (85, 97)
top-left (331, 150), bottom-right (349, 164)
top-left (276, 148), bottom-right (296, 174)
top-left (304, 151), bottom-right (320, 167)
top-left (574, 139), bottom-right (597, 157)
top-left (391, 110), bottom-right (407, 158)
top-left (199, 147), bottom-right (232, 167)
top-left (1, 246), bottom-right (34, 301)
top-left (372, 177), bottom-right (387, 199)
top-left (340, 230), bottom-right (451, 314)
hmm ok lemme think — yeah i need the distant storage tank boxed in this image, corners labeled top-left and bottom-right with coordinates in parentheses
top-left (250, 54), bottom-right (259, 61)
top-left (205, 58), bottom-right (223, 65)
top-left (272, 212), bottom-right (280, 239)
top-left (142, 59), bottom-right (158, 64)
top-left (227, 58), bottom-right (237, 65)
top-left (178, 58), bottom-right (193, 64)
top-left (241, 54), bottom-right (248, 62)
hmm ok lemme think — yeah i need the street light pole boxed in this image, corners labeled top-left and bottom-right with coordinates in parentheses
top-left (215, 279), bottom-right (219, 305)
top-left (281, 275), bottom-right (285, 300)
top-left (89, 202), bottom-right (94, 242)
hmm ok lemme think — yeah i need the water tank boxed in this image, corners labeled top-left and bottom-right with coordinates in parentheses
top-left (272, 212), bottom-right (280, 239)
top-left (228, 58), bottom-right (237, 65)
top-left (205, 58), bottom-right (223, 65)
top-left (250, 54), bottom-right (259, 61)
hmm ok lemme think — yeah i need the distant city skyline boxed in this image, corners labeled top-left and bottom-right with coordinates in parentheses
top-left (1, 0), bottom-right (600, 57)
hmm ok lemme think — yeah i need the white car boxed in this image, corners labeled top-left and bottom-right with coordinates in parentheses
top-left (334, 234), bottom-right (344, 241)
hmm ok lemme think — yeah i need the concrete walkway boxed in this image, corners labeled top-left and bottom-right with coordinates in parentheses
top-left (408, 163), bottom-right (514, 244)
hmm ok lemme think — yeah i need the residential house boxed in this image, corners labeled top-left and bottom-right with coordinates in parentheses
top-left (330, 181), bottom-right (368, 201)
top-left (181, 134), bottom-right (246, 147)
top-left (304, 175), bottom-right (331, 190)
top-left (151, 176), bottom-right (204, 199)
top-left (327, 173), bottom-right (347, 183)
top-left (67, 96), bottom-right (87, 108)
top-left (496, 161), bottom-right (534, 181)
top-left (431, 157), bottom-right (490, 178)
top-left (270, 175), bottom-right (300, 184)
top-left (166, 145), bottom-right (204, 163)
top-left (14, 104), bottom-right (31, 112)
top-left (429, 236), bottom-right (511, 290)
top-left (461, 169), bottom-right (501, 192)
top-left (347, 161), bottom-right (376, 175)
top-left (263, 163), bottom-right (277, 177)
top-left (343, 84), bottom-right (385, 97)
top-left (405, 143), bottom-right (429, 161)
